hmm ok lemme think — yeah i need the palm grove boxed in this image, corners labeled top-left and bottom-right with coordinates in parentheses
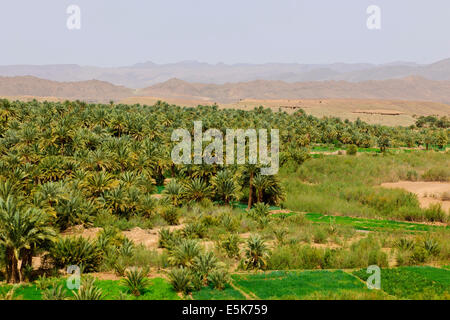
top-left (0, 98), bottom-right (448, 284)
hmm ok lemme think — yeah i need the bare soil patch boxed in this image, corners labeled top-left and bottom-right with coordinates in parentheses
top-left (381, 181), bottom-right (450, 212)
top-left (122, 224), bottom-right (185, 250)
top-left (61, 225), bottom-right (102, 239)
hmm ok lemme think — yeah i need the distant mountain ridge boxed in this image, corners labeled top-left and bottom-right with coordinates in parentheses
top-left (138, 76), bottom-right (450, 104)
top-left (0, 76), bottom-right (133, 102)
top-left (1, 75), bottom-right (450, 108)
top-left (1, 58), bottom-right (450, 88)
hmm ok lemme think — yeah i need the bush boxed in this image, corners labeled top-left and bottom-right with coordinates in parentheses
top-left (48, 237), bottom-right (103, 272)
top-left (406, 170), bottom-right (418, 181)
top-left (182, 222), bottom-right (207, 239)
top-left (72, 277), bottom-right (104, 300)
top-left (346, 144), bottom-right (358, 156)
top-left (161, 206), bottom-right (180, 225)
top-left (42, 284), bottom-right (69, 300)
top-left (244, 235), bottom-right (269, 270)
top-left (168, 239), bottom-right (201, 267)
top-left (158, 228), bottom-right (182, 249)
top-left (422, 167), bottom-right (450, 182)
top-left (219, 233), bottom-right (241, 258)
top-left (208, 269), bottom-right (230, 290)
top-left (249, 203), bottom-right (270, 219)
top-left (168, 267), bottom-right (192, 294)
top-left (313, 228), bottom-right (328, 244)
top-left (122, 268), bottom-right (150, 296)
top-left (192, 252), bottom-right (218, 282)
top-left (424, 204), bottom-right (447, 223)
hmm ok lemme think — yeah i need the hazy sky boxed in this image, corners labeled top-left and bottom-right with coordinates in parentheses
top-left (1, 0), bottom-right (449, 66)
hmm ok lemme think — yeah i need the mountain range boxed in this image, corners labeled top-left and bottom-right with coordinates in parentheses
top-left (1, 58), bottom-right (450, 89)
top-left (2, 75), bottom-right (450, 107)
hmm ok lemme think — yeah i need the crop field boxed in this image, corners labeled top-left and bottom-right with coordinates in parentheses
top-left (353, 266), bottom-right (450, 300)
top-left (0, 277), bottom-right (179, 300)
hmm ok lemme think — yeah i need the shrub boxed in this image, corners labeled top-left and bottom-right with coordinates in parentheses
top-left (168, 267), bottom-right (192, 294)
top-left (273, 228), bottom-right (288, 245)
top-left (346, 144), bottom-right (358, 156)
top-left (35, 275), bottom-right (58, 290)
top-left (249, 203), bottom-right (270, 219)
top-left (220, 214), bottom-right (240, 232)
top-left (161, 206), bottom-right (180, 225)
top-left (158, 228), bottom-right (178, 249)
top-left (168, 239), bottom-right (201, 267)
top-left (113, 257), bottom-right (128, 276)
top-left (182, 222), bottom-right (207, 239)
top-left (267, 245), bottom-right (324, 270)
top-left (424, 204), bottom-right (447, 223)
top-left (192, 252), bottom-right (218, 283)
top-left (394, 238), bottom-right (415, 251)
top-left (406, 170), bottom-right (418, 181)
top-left (244, 235), bottom-right (269, 270)
top-left (208, 269), bottom-right (230, 290)
top-left (423, 238), bottom-right (440, 256)
top-left (219, 233), bottom-right (241, 258)
top-left (411, 247), bottom-right (429, 264)
top-left (48, 237), bottom-right (103, 272)
top-left (313, 228), bottom-right (328, 244)
top-left (122, 268), bottom-right (150, 296)
top-left (422, 167), bottom-right (450, 182)
top-left (72, 277), bottom-right (104, 300)
top-left (42, 284), bottom-right (69, 300)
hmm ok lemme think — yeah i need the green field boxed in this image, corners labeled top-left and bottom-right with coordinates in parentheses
top-left (304, 213), bottom-right (447, 232)
top-left (353, 266), bottom-right (450, 300)
top-left (0, 277), bottom-right (179, 300)
top-left (231, 270), bottom-right (367, 300)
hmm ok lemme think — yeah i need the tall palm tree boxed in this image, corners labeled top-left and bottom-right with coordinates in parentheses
top-left (0, 196), bottom-right (56, 283)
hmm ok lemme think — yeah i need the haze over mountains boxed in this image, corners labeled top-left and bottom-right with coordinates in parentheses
top-left (1, 58), bottom-right (450, 88)
top-left (0, 59), bottom-right (450, 118)
top-left (2, 74), bottom-right (450, 107)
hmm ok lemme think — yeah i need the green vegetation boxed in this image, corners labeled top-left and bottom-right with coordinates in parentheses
top-left (0, 277), bottom-right (179, 300)
top-left (0, 98), bottom-right (448, 300)
top-left (232, 270), bottom-right (369, 299)
top-left (353, 266), bottom-right (450, 300)
top-left (282, 151), bottom-right (449, 222)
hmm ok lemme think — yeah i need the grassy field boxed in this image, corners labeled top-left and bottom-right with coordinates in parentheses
top-left (193, 267), bottom-right (450, 300)
top-left (0, 277), bottom-right (180, 300)
top-left (231, 270), bottom-right (368, 300)
top-left (281, 151), bottom-right (450, 222)
top-left (353, 266), bottom-right (450, 300)
top-left (2, 267), bottom-right (449, 300)
top-left (303, 213), bottom-right (447, 232)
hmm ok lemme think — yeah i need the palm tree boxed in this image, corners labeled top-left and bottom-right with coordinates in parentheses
top-left (0, 196), bottom-right (56, 283)
top-left (182, 178), bottom-right (213, 203)
top-left (211, 170), bottom-right (240, 205)
top-left (244, 235), bottom-right (268, 270)
top-left (83, 171), bottom-right (119, 198)
top-left (163, 179), bottom-right (183, 206)
top-left (243, 164), bottom-right (258, 209)
top-left (252, 174), bottom-right (269, 203)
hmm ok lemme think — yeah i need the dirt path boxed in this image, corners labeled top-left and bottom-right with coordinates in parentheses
top-left (229, 281), bottom-right (259, 300)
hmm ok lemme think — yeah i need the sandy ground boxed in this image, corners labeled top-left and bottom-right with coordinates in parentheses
top-left (381, 181), bottom-right (450, 212)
